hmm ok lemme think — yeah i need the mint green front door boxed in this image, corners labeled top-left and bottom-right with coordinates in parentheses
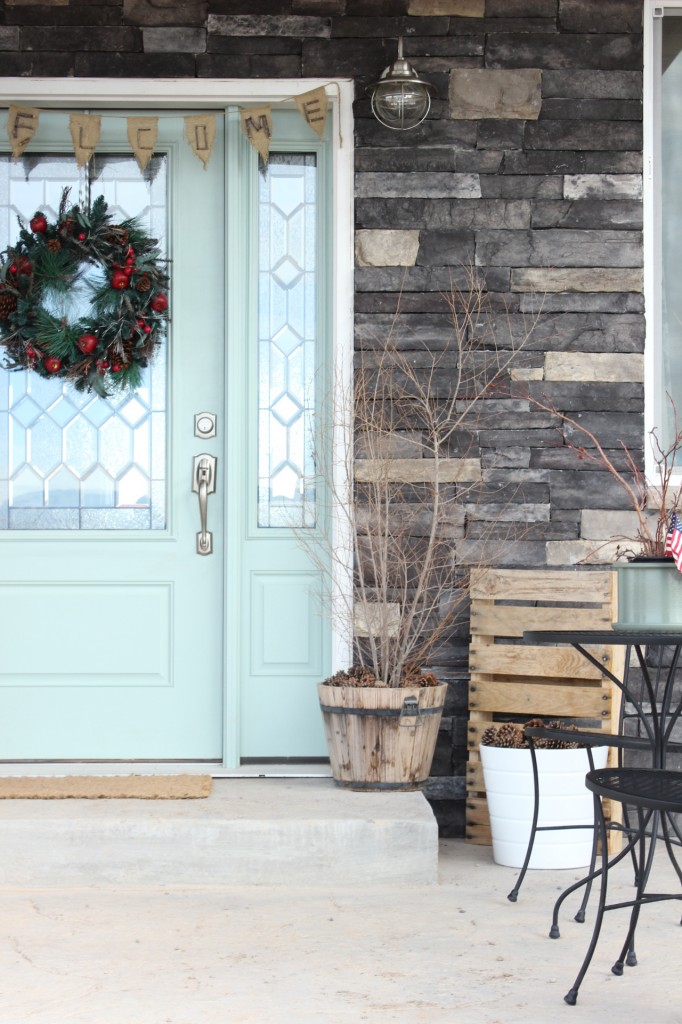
top-left (0, 112), bottom-right (226, 760)
top-left (0, 105), bottom-right (331, 763)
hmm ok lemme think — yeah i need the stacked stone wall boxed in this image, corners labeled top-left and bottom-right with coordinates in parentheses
top-left (0, 0), bottom-right (646, 835)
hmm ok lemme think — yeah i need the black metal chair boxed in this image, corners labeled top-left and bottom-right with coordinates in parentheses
top-left (564, 767), bottom-right (682, 1006)
top-left (506, 727), bottom-right (633, 913)
top-left (508, 639), bottom-right (682, 928)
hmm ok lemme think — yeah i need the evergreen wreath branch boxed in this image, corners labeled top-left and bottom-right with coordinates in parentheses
top-left (0, 188), bottom-right (169, 397)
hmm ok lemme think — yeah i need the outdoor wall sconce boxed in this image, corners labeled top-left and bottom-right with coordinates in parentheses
top-left (368, 37), bottom-right (436, 131)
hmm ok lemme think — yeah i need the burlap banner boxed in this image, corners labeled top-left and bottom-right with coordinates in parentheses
top-left (4, 90), bottom-right (332, 168)
top-left (69, 113), bottom-right (101, 168)
top-left (240, 106), bottom-right (273, 165)
top-left (127, 116), bottom-right (158, 172)
top-left (295, 86), bottom-right (328, 139)
top-left (7, 104), bottom-right (40, 159)
top-left (183, 114), bottom-right (216, 169)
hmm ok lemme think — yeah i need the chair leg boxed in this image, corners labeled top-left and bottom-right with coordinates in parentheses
top-left (574, 813), bottom-right (600, 923)
top-left (565, 793), bottom-right (610, 1005)
top-left (549, 835), bottom-right (635, 939)
top-left (613, 807), bottom-right (649, 974)
top-left (508, 740), bottom-right (541, 903)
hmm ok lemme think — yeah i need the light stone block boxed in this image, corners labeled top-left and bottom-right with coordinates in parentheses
top-left (581, 509), bottom-right (642, 542)
top-left (408, 0), bottom-right (484, 13)
top-left (510, 367), bottom-right (544, 381)
top-left (355, 230), bottom-right (420, 268)
top-left (544, 351), bottom-right (643, 383)
top-left (511, 268), bottom-right (643, 293)
top-left (355, 458), bottom-right (482, 484)
top-left (449, 69), bottom-right (542, 121)
top-left (354, 603), bottom-right (401, 638)
top-left (546, 540), bottom-right (623, 566)
top-left (564, 174), bottom-right (643, 200)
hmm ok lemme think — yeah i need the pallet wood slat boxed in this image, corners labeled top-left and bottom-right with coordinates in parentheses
top-left (469, 567), bottom-right (613, 603)
top-left (466, 569), bottom-right (624, 851)
top-left (469, 644), bottom-right (608, 680)
top-left (470, 604), bottom-right (612, 636)
top-left (469, 681), bottom-right (610, 717)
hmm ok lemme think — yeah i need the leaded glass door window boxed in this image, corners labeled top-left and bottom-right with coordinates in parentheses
top-left (258, 153), bottom-right (317, 529)
top-left (0, 152), bottom-right (166, 530)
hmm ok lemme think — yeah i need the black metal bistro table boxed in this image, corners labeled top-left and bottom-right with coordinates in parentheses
top-left (521, 630), bottom-right (682, 1003)
top-left (522, 630), bottom-right (682, 769)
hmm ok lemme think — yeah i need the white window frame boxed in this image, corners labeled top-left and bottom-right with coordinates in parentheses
top-left (643, 2), bottom-right (682, 477)
top-left (0, 76), bottom-right (355, 678)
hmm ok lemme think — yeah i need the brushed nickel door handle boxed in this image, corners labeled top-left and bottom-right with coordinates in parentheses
top-left (192, 454), bottom-right (216, 555)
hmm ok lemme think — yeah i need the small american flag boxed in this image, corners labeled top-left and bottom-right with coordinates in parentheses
top-left (665, 512), bottom-right (682, 571)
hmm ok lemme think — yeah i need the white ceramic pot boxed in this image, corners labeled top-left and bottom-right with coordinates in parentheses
top-left (479, 743), bottom-right (609, 869)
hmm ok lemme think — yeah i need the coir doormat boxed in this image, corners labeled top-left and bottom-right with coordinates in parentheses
top-left (0, 774), bottom-right (213, 799)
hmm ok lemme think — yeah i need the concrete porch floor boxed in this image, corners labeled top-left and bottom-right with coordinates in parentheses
top-left (0, 780), bottom-right (680, 1023)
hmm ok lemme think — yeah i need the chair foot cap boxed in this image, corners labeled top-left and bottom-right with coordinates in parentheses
top-left (626, 950), bottom-right (638, 967)
top-left (612, 962), bottom-right (624, 976)
top-left (549, 924), bottom-right (560, 939)
top-left (564, 990), bottom-right (578, 1006)
top-left (574, 910), bottom-right (586, 923)
top-left (507, 891), bottom-right (518, 903)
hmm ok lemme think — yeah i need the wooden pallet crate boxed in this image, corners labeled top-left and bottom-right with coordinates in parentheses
top-left (466, 568), bottom-right (624, 849)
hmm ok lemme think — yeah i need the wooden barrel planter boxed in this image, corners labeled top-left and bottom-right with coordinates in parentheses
top-left (317, 682), bottom-right (447, 790)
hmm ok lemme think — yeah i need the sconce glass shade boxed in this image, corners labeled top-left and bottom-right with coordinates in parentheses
top-left (369, 38), bottom-right (435, 131)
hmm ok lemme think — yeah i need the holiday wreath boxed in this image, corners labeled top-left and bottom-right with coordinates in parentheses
top-left (0, 189), bottom-right (169, 396)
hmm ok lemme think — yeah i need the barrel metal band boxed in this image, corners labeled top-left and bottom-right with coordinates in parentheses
top-left (319, 704), bottom-right (441, 717)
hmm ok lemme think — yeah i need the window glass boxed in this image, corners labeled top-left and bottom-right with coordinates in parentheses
top-left (257, 153), bottom-right (317, 529)
top-left (0, 154), bottom-right (167, 530)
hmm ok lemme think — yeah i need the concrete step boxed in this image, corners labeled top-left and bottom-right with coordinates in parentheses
top-left (0, 778), bottom-right (439, 888)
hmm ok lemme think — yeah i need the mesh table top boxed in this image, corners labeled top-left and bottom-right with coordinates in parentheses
top-left (523, 631), bottom-right (682, 645)
top-left (586, 768), bottom-right (682, 812)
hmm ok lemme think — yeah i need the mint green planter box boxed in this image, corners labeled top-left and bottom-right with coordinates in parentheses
top-left (613, 561), bottom-right (682, 631)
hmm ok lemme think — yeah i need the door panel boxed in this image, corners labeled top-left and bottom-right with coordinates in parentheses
top-left (228, 111), bottom-right (331, 760)
top-left (0, 112), bottom-right (225, 760)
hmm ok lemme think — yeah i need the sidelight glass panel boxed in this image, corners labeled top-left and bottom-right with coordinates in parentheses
top-left (257, 153), bottom-right (317, 529)
top-left (0, 153), bottom-right (167, 530)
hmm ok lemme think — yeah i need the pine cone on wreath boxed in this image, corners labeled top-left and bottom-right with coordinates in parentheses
top-left (136, 274), bottom-right (151, 292)
top-left (47, 238), bottom-right (62, 253)
top-left (104, 227), bottom-right (129, 247)
top-left (0, 290), bottom-right (17, 320)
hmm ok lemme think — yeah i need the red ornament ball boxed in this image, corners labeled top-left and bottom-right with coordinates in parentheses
top-left (25, 346), bottom-right (36, 359)
top-left (77, 333), bottom-right (98, 355)
top-left (150, 292), bottom-right (168, 313)
top-left (112, 364), bottom-right (122, 373)
top-left (77, 232), bottom-right (87, 241)
top-left (111, 269), bottom-right (129, 290)
top-left (44, 356), bottom-right (62, 374)
top-left (30, 213), bottom-right (47, 234)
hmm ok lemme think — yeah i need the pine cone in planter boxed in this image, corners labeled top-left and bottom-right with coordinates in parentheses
top-left (493, 722), bottom-right (525, 748)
